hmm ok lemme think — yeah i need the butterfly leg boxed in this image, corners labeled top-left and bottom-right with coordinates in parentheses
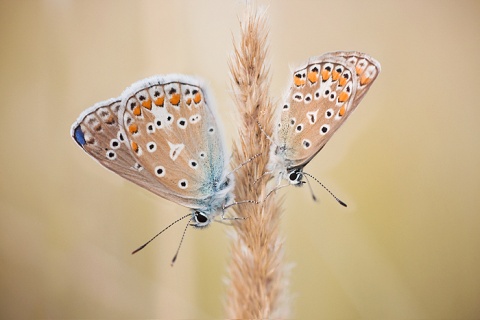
top-left (227, 153), bottom-right (262, 177)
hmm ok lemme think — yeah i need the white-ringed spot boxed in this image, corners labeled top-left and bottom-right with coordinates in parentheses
top-left (304, 93), bottom-right (312, 103)
top-left (282, 103), bottom-right (290, 111)
top-left (320, 124), bottom-right (330, 135)
top-left (190, 114), bottom-right (201, 124)
top-left (208, 127), bottom-right (215, 134)
top-left (166, 114), bottom-right (174, 124)
top-left (106, 150), bottom-right (116, 160)
top-left (293, 92), bottom-right (303, 102)
top-left (189, 159), bottom-right (198, 169)
top-left (325, 108), bottom-right (334, 119)
top-left (323, 88), bottom-right (331, 98)
top-left (328, 91), bottom-right (337, 101)
top-left (146, 122), bottom-right (155, 133)
top-left (199, 151), bottom-right (206, 159)
top-left (177, 118), bottom-right (187, 129)
top-left (295, 124), bottom-right (304, 133)
top-left (154, 166), bottom-right (165, 177)
top-left (117, 131), bottom-right (125, 142)
top-left (178, 179), bottom-right (188, 189)
top-left (302, 139), bottom-right (311, 149)
top-left (147, 142), bottom-right (157, 153)
top-left (289, 118), bottom-right (296, 126)
top-left (154, 118), bottom-right (163, 129)
top-left (110, 139), bottom-right (120, 149)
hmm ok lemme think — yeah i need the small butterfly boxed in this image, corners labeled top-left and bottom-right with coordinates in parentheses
top-left (268, 51), bottom-right (381, 196)
top-left (71, 75), bottom-right (235, 232)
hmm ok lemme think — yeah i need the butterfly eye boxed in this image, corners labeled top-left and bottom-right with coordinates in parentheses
top-left (288, 170), bottom-right (302, 184)
top-left (194, 211), bottom-right (209, 224)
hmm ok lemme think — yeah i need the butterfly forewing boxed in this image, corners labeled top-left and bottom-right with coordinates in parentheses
top-left (120, 75), bottom-right (228, 208)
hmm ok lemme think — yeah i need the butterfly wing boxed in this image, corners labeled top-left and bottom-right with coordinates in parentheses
top-left (71, 99), bottom-right (171, 196)
top-left (120, 75), bottom-right (229, 209)
top-left (274, 51), bottom-right (381, 169)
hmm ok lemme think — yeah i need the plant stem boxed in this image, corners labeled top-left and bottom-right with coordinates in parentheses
top-left (225, 6), bottom-right (289, 319)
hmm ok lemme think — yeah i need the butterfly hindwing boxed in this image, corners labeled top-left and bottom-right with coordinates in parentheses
top-left (71, 98), bottom-right (174, 195)
top-left (276, 56), bottom-right (359, 168)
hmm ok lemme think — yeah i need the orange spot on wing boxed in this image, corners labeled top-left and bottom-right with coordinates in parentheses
top-left (193, 92), bottom-right (202, 104)
top-left (332, 70), bottom-right (340, 81)
top-left (154, 96), bottom-right (165, 107)
top-left (129, 123), bottom-right (138, 134)
top-left (105, 115), bottom-right (115, 124)
top-left (186, 98), bottom-right (192, 105)
top-left (339, 106), bottom-right (346, 117)
top-left (133, 106), bottom-right (141, 116)
top-left (170, 93), bottom-right (180, 105)
top-left (307, 70), bottom-right (319, 84)
top-left (131, 141), bottom-right (139, 153)
top-left (338, 91), bottom-right (349, 103)
top-left (321, 69), bottom-right (330, 81)
top-left (141, 99), bottom-right (152, 110)
top-left (293, 76), bottom-right (305, 87)
top-left (360, 74), bottom-right (372, 85)
top-left (339, 76), bottom-right (347, 87)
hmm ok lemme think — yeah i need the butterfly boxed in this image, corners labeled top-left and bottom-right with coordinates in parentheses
top-left (71, 75), bottom-right (235, 232)
top-left (267, 51), bottom-right (381, 197)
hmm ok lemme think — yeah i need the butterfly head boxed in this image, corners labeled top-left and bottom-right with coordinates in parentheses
top-left (190, 175), bottom-right (234, 229)
top-left (286, 168), bottom-right (304, 186)
top-left (191, 210), bottom-right (212, 228)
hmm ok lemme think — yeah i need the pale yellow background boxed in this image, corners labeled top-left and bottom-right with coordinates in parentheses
top-left (1, 0), bottom-right (479, 318)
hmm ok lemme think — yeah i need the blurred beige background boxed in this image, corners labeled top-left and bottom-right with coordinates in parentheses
top-left (1, 0), bottom-right (479, 318)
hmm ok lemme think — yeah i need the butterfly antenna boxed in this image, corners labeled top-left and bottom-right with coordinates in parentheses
top-left (131, 213), bottom-right (191, 255)
top-left (302, 172), bottom-right (347, 207)
top-left (171, 216), bottom-right (193, 267)
top-left (302, 174), bottom-right (318, 202)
